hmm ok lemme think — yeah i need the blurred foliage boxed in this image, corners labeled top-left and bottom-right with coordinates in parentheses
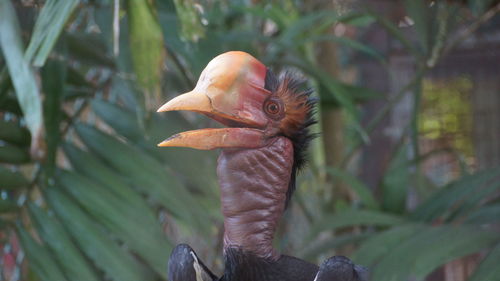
top-left (0, 0), bottom-right (499, 281)
top-left (127, 0), bottom-right (165, 106)
top-left (419, 77), bottom-right (474, 159)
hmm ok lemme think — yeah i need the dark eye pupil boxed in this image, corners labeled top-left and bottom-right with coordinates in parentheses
top-left (264, 99), bottom-right (282, 119)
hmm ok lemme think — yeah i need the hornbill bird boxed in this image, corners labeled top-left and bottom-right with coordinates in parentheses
top-left (158, 51), bottom-right (368, 281)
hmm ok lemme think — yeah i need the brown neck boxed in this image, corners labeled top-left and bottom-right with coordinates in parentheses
top-left (216, 137), bottom-right (293, 261)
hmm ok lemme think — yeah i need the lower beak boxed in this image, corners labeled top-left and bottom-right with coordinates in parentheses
top-left (157, 91), bottom-right (268, 150)
top-left (158, 128), bottom-right (267, 150)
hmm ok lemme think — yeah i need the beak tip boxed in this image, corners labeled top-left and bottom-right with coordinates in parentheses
top-left (157, 139), bottom-right (170, 147)
top-left (156, 105), bottom-right (167, 113)
top-left (157, 134), bottom-right (180, 147)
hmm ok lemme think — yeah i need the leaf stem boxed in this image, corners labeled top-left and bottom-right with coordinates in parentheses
top-left (441, 2), bottom-right (500, 59)
top-left (341, 67), bottom-right (427, 168)
top-left (165, 45), bottom-right (195, 89)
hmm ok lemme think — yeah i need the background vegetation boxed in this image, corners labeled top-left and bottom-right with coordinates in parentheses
top-left (0, 0), bottom-right (499, 281)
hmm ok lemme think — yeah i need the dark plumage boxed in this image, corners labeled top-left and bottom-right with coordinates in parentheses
top-left (168, 244), bottom-right (218, 281)
top-left (221, 247), bottom-right (318, 281)
top-left (264, 69), bottom-right (317, 206)
top-left (168, 246), bottom-right (369, 281)
top-left (316, 256), bottom-right (369, 281)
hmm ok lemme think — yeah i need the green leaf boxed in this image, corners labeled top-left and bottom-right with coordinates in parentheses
top-left (287, 58), bottom-right (369, 143)
top-left (42, 59), bottom-right (66, 175)
top-left (0, 0), bottom-right (43, 144)
top-left (448, 173), bottom-right (500, 221)
top-left (64, 141), bottom-right (205, 237)
top-left (404, 0), bottom-right (430, 55)
top-left (299, 232), bottom-right (372, 261)
top-left (370, 11), bottom-right (421, 58)
top-left (45, 188), bottom-right (154, 281)
top-left (91, 99), bottom-right (143, 142)
top-left (0, 68), bottom-right (22, 115)
top-left (280, 11), bottom-right (338, 44)
top-left (340, 83), bottom-right (384, 103)
top-left (468, 0), bottom-right (497, 16)
top-left (0, 120), bottom-right (30, 146)
top-left (66, 66), bottom-right (94, 89)
top-left (0, 165), bottom-right (29, 189)
top-left (0, 96), bottom-right (23, 116)
top-left (91, 99), bottom-right (218, 197)
top-left (62, 62), bottom-right (94, 101)
top-left (371, 225), bottom-right (499, 281)
top-left (57, 170), bottom-right (171, 278)
top-left (148, 115), bottom-right (219, 201)
top-left (339, 13), bottom-right (376, 27)
top-left (24, 0), bottom-right (79, 66)
top-left (0, 143), bottom-right (30, 164)
top-left (74, 123), bottom-right (210, 230)
top-left (16, 226), bottom-right (68, 281)
top-left (0, 67), bottom-right (12, 96)
top-left (469, 242), bottom-right (500, 281)
top-left (28, 204), bottom-right (101, 281)
top-left (66, 33), bottom-right (115, 68)
top-left (128, 0), bottom-right (165, 104)
top-left (333, 36), bottom-right (384, 61)
top-left (465, 204), bottom-right (500, 224)
top-left (308, 35), bottom-right (384, 62)
top-left (63, 142), bottom-right (147, 205)
top-left (326, 167), bottom-right (379, 209)
top-left (309, 209), bottom-right (406, 239)
top-left (0, 198), bottom-right (17, 212)
top-left (411, 167), bottom-right (500, 222)
top-left (109, 75), bottom-right (140, 109)
top-left (242, 5), bottom-right (296, 30)
top-left (0, 218), bottom-right (6, 229)
top-left (381, 142), bottom-right (410, 214)
top-left (412, 227), bottom-right (499, 280)
top-left (353, 224), bottom-right (424, 266)
top-left (172, 0), bottom-right (206, 41)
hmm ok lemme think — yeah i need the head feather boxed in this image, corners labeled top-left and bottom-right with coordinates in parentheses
top-left (264, 69), bottom-right (317, 206)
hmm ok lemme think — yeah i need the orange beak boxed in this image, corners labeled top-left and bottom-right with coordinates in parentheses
top-left (157, 51), bottom-right (272, 150)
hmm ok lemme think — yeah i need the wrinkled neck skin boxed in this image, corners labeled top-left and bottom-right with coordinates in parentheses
top-left (217, 136), bottom-right (293, 261)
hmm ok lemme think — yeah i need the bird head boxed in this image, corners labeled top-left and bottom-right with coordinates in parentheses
top-left (158, 51), bottom-right (315, 202)
top-left (158, 51), bottom-right (315, 162)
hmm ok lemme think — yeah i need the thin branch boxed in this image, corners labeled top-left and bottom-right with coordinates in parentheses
top-left (165, 45), bottom-right (195, 89)
top-left (340, 67), bottom-right (427, 168)
top-left (441, 2), bottom-right (500, 59)
top-left (60, 99), bottom-right (89, 137)
top-left (294, 188), bottom-right (315, 224)
top-left (113, 0), bottom-right (120, 56)
top-left (426, 2), bottom-right (450, 68)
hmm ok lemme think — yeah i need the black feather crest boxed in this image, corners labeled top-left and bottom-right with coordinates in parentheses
top-left (264, 69), bottom-right (317, 206)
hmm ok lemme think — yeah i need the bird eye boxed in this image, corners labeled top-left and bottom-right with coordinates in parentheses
top-left (267, 103), bottom-right (279, 114)
top-left (263, 98), bottom-right (283, 119)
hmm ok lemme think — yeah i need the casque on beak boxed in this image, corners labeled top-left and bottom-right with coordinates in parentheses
top-left (157, 51), bottom-right (272, 150)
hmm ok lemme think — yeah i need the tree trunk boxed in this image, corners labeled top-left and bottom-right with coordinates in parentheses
top-left (314, 1), bottom-right (354, 209)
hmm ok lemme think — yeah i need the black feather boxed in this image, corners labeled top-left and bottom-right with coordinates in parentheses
top-left (221, 247), bottom-right (318, 281)
top-left (264, 69), bottom-right (317, 207)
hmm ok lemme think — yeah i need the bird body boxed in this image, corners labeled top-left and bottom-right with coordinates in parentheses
top-left (222, 247), bottom-right (319, 281)
top-left (158, 51), bottom-right (367, 281)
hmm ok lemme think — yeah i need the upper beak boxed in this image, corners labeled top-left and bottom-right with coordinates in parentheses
top-left (156, 51), bottom-right (272, 150)
top-left (157, 89), bottom-right (264, 128)
top-left (157, 90), bottom-right (211, 114)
